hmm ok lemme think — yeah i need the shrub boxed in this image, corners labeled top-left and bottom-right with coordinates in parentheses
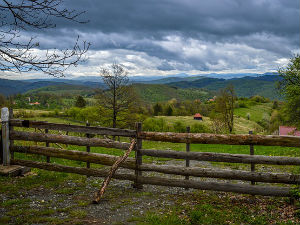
top-left (190, 123), bottom-right (210, 133)
top-left (143, 118), bottom-right (170, 132)
top-left (173, 121), bottom-right (185, 133)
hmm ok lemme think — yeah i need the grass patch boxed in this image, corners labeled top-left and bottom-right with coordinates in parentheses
top-left (135, 191), bottom-right (299, 225)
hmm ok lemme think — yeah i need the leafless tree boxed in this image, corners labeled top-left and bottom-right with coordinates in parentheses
top-left (98, 64), bottom-right (136, 128)
top-left (215, 85), bottom-right (236, 133)
top-left (0, 0), bottom-right (90, 77)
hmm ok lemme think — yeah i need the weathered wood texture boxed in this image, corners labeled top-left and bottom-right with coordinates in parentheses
top-left (11, 159), bottom-right (291, 197)
top-left (11, 145), bottom-right (136, 168)
top-left (11, 145), bottom-right (300, 184)
top-left (10, 119), bottom-right (136, 137)
top-left (45, 129), bottom-right (50, 163)
top-left (9, 108), bottom-right (14, 160)
top-left (94, 139), bottom-right (136, 203)
top-left (86, 122), bottom-right (90, 169)
top-left (1, 107), bottom-right (10, 166)
top-left (249, 130), bottom-right (255, 185)
top-left (139, 131), bottom-right (300, 147)
top-left (133, 122), bottom-right (143, 189)
top-left (10, 130), bottom-right (130, 150)
top-left (140, 149), bottom-right (300, 165)
top-left (0, 128), bottom-right (2, 164)
top-left (185, 126), bottom-right (190, 183)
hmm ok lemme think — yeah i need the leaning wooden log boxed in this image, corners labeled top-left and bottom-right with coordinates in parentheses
top-left (10, 119), bottom-right (136, 137)
top-left (139, 132), bottom-right (300, 147)
top-left (93, 139), bottom-right (136, 204)
top-left (10, 131), bottom-right (130, 150)
top-left (140, 149), bottom-right (300, 165)
top-left (11, 145), bottom-right (300, 184)
top-left (11, 159), bottom-right (291, 197)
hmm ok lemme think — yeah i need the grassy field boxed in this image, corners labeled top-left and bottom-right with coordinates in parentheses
top-left (156, 115), bottom-right (262, 134)
top-left (234, 102), bottom-right (273, 123)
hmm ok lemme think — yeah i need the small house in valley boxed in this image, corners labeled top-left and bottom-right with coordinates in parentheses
top-left (194, 113), bottom-right (203, 121)
top-left (279, 126), bottom-right (300, 136)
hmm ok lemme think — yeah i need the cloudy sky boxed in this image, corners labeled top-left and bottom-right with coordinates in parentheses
top-left (2, 0), bottom-right (300, 79)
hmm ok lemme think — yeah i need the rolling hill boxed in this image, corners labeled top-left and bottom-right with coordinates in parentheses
top-left (167, 75), bottom-right (282, 99)
top-left (132, 83), bottom-right (211, 103)
top-left (0, 74), bottom-right (282, 101)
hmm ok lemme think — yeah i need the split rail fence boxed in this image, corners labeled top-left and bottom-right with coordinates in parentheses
top-left (1, 107), bottom-right (300, 197)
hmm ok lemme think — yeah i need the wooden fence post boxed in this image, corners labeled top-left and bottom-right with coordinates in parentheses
top-left (0, 126), bottom-right (2, 164)
top-left (249, 131), bottom-right (255, 185)
top-left (45, 129), bottom-right (50, 163)
top-left (9, 108), bottom-right (14, 160)
top-left (86, 121), bottom-right (90, 169)
top-left (1, 107), bottom-right (10, 166)
top-left (185, 126), bottom-right (190, 189)
top-left (133, 122), bottom-right (143, 189)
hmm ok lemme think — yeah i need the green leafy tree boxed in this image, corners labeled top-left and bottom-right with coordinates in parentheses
top-left (153, 103), bottom-right (163, 116)
top-left (75, 95), bottom-right (86, 108)
top-left (214, 85), bottom-right (236, 133)
top-left (278, 55), bottom-right (300, 128)
top-left (0, 94), bottom-right (6, 107)
top-left (166, 105), bottom-right (173, 116)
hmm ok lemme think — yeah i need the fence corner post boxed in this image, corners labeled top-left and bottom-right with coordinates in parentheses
top-left (1, 107), bottom-right (10, 166)
top-left (133, 122), bottom-right (143, 189)
top-left (249, 130), bottom-right (255, 185)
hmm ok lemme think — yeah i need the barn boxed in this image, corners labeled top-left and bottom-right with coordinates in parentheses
top-left (194, 113), bottom-right (203, 121)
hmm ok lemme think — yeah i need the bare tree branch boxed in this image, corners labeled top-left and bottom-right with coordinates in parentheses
top-left (0, 0), bottom-right (90, 77)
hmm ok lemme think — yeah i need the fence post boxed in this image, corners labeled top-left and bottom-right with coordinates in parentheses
top-left (86, 121), bottom-right (90, 169)
top-left (133, 122), bottom-right (143, 189)
top-left (1, 107), bottom-right (10, 166)
top-left (45, 129), bottom-right (50, 163)
top-left (249, 130), bottom-right (255, 185)
top-left (185, 126), bottom-right (190, 189)
top-left (9, 108), bottom-right (14, 160)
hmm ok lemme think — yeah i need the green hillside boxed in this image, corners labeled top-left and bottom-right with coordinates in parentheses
top-left (168, 75), bottom-right (282, 100)
top-left (132, 83), bottom-right (211, 103)
top-left (25, 84), bottom-right (95, 96)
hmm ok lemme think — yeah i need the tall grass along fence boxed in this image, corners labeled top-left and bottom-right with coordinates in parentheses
top-left (1, 107), bottom-right (300, 197)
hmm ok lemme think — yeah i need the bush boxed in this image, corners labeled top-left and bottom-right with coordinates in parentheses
top-left (173, 121), bottom-right (185, 133)
top-left (238, 101), bottom-right (248, 108)
top-left (143, 118), bottom-right (171, 132)
top-left (190, 123), bottom-right (210, 133)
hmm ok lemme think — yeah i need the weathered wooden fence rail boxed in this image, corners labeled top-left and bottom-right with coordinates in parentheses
top-left (138, 131), bottom-right (300, 147)
top-left (10, 145), bottom-right (300, 185)
top-left (10, 119), bottom-right (136, 137)
top-left (2, 108), bottom-right (300, 197)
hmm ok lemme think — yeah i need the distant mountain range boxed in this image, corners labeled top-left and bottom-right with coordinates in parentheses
top-left (0, 73), bottom-right (282, 101)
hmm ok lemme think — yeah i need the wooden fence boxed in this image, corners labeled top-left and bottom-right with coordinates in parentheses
top-left (1, 107), bottom-right (300, 197)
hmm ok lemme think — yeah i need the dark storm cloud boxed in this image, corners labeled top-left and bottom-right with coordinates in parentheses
top-left (59, 0), bottom-right (298, 36)
top-left (17, 0), bottom-right (300, 75)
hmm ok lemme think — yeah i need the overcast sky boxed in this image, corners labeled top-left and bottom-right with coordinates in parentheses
top-left (3, 0), bottom-right (300, 79)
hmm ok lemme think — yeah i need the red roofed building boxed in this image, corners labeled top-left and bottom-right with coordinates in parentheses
top-left (279, 126), bottom-right (300, 136)
top-left (29, 102), bottom-right (40, 106)
top-left (194, 113), bottom-right (203, 121)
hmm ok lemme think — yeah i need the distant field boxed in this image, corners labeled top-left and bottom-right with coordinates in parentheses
top-left (156, 115), bottom-right (263, 134)
top-left (234, 102), bottom-right (272, 122)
